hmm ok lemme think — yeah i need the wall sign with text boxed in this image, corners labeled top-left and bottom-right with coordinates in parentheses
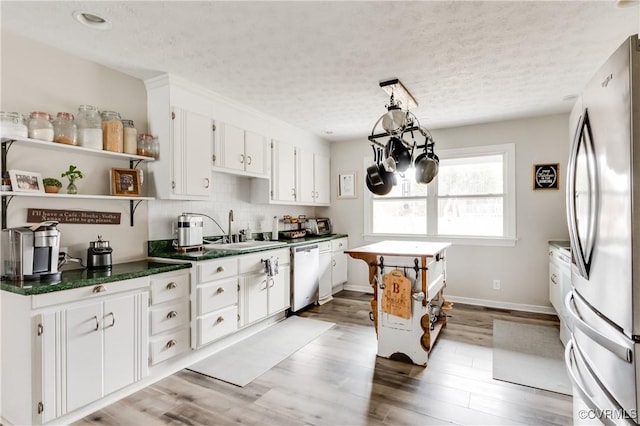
top-left (27, 208), bottom-right (122, 224)
top-left (533, 163), bottom-right (560, 190)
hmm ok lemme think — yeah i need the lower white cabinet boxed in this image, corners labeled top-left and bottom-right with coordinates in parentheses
top-left (318, 241), bottom-right (333, 304)
top-left (331, 237), bottom-right (348, 290)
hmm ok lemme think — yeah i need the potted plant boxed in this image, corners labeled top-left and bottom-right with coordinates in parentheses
top-left (43, 177), bottom-right (62, 193)
top-left (61, 165), bottom-right (83, 194)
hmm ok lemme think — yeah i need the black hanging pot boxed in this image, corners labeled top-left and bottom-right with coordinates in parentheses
top-left (415, 140), bottom-right (439, 184)
top-left (366, 146), bottom-right (395, 196)
top-left (385, 136), bottom-right (412, 173)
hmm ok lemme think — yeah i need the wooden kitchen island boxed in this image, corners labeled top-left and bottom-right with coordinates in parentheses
top-left (345, 240), bottom-right (451, 366)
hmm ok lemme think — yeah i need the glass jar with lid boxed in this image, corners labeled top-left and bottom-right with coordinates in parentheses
top-left (122, 119), bottom-right (138, 155)
top-left (76, 105), bottom-right (102, 150)
top-left (101, 110), bottom-right (123, 152)
top-left (137, 133), bottom-right (155, 157)
top-left (28, 111), bottom-right (54, 141)
top-left (53, 112), bottom-right (77, 145)
top-left (0, 112), bottom-right (28, 138)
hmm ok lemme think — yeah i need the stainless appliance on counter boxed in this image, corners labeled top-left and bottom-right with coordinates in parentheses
top-left (2, 221), bottom-right (61, 282)
top-left (87, 235), bottom-right (113, 270)
top-left (306, 218), bottom-right (332, 236)
top-left (291, 243), bottom-right (319, 311)
top-left (564, 34), bottom-right (639, 425)
top-left (177, 214), bottom-right (203, 247)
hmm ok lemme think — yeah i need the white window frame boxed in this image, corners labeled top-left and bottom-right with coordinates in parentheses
top-left (363, 143), bottom-right (517, 247)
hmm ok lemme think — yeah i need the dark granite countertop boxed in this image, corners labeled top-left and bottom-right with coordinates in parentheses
top-left (1, 260), bottom-right (192, 296)
top-left (148, 234), bottom-right (349, 261)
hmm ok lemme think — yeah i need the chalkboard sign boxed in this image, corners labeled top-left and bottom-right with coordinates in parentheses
top-left (533, 163), bottom-right (560, 190)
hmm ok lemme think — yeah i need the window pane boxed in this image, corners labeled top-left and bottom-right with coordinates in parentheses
top-left (438, 155), bottom-right (503, 195)
top-left (372, 199), bottom-right (427, 234)
top-left (438, 197), bottom-right (503, 236)
top-left (373, 167), bottom-right (429, 198)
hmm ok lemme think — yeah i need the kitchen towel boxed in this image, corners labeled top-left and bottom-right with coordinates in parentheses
top-left (492, 319), bottom-right (572, 395)
top-left (187, 316), bottom-right (335, 387)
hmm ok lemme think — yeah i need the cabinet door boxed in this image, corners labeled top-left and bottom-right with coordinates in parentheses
top-left (549, 250), bottom-right (562, 314)
top-left (318, 251), bottom-right (332, 301)
top-left (33, 312), bottom-right (60, 423)
top-left (332, 250), bottom-right (348, 287)
top-left (103, 293), bottom-right (148, 396)
top-left (268, 265), bottom-right (290, 315)
top-left (241, 273), bottom-right (268, 325)
top-left (245, 131), bottom-right (269, 176)
top-left (172, 107), bottom-right (212, 199)
top-left (220, 123), bottom-right (245, 172)
top-left (314, 154), bottom-right (330, 204)
top-left (65, 301), bottom-right (103, 412)
top-left (297, 149), bottom-right (315, 204)
top-left (272, 140), bottom-right (297, 202)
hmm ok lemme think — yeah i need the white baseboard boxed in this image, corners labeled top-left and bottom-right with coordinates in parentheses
top-left (342, 283), bottom-right (373, 293)
top-left (445, 295), bottom-right (557, 315)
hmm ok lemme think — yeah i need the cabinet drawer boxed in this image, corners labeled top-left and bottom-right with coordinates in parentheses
top-left (198, 257), bottom-right (238, 282)
top-left (150, 300), bottom-right (189, 335)
top-left (149, 327), bottom-right (190, 365)
top-left (197, 278), bottom-right (238, 315)
top-left (150, 273), bottom-right (189, 305)
top-left (197, 305), bottom-right (238, 347)
top-left (32, 277), bottom-right (149, 309)
top-left (331, 238), bottom-right (347, 252)
top-left (318, 241), bottom-right (332, 252)
top-left (238, 249), bottom-right (289, 274)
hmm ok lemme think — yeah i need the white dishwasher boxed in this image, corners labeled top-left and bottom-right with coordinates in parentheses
top-left (291, 244), bottom-right (319, 312)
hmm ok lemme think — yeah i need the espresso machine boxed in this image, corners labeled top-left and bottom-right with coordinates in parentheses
top-left (3, 221), bottom-right (62, 282)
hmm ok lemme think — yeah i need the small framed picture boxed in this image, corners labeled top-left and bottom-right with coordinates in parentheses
top-left (533, 163), bottom-right (560, 190)
top-left (8, 170), bottom-right (44, 193)
top-left (110, 168), bottom-right (141, 196)
top-left (338, 171), bottom-right (357, 199)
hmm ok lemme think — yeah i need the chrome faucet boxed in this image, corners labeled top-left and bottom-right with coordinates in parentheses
top-left (228, 209), bottom-right (234, 243)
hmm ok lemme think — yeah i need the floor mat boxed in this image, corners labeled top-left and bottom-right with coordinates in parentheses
top-left (188, 315), bottom-right (335, 387)
top-left (492, 319), bottom-right (572, 395)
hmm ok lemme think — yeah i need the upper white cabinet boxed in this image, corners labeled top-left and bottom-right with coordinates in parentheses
top-left (214, 123), bottom-right (269, 178)
top-left (297, 149), bottom-right (330, 205)
top-left (145, 76), bottom-right (214, 200)
top-left (271, 140), bottom-right (297, 203)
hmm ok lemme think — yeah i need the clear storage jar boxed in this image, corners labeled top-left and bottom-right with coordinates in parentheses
top-left (28, 111), bottom-right (54, 141)
top-left (137, 133), bottom-right (155, 157)
top-left (53, 112), bottom-right (77, 145)
top-left (0, 112), bottom-right (28, 138)
top-left (76, 105), bottom-right (102, 149)
top-left (122, 119), bottom-right (138, 155)
top-left (101, 110), bottom-right (123, 152)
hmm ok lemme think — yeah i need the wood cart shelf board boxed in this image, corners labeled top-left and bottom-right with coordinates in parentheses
top-left (345, 240), bottom-right (451, 366)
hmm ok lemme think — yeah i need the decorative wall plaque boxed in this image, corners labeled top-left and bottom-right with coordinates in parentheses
top-left (533, 163), bottom-right (560, 190)
top-left (27, 208), bottom-right (121, 225)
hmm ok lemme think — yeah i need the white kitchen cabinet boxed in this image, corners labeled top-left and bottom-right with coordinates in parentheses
top-left (331, 237), bottom-right (348, 291)
top-left (214, 122), bottom-right (270, 178)
top-left (145, 75), bottom-right (214, 200)
top-left (318, 241), bottom-right (333, 304)
top-left (297, 149), bottom-right (330, 205)
top-left (271, 139), bottom-right (297, 203)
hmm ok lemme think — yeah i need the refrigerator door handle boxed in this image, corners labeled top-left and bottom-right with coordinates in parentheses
top-left (565, 293), bottom-right (633, 363)
top-left (565, 340), bottom-right (636, 426)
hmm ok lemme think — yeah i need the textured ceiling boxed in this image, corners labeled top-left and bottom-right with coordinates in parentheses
top-left (1, 1), bottom-right (638, 142)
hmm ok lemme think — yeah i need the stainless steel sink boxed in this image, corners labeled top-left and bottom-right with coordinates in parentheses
top-left (203, 240), bottom-right (287, 252)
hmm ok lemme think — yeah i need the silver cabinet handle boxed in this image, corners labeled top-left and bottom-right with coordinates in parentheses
top-left (212, 154), bottom-right (217, 162)
top-left (240, 154), bottom-right (244, 164)
top-left (247, 155), bottom-right (252, 165)
top-left (93, 285), bottom-right (107, 293)
top-left (550, 274), bottom-right (558, 285)
top-left (215, 316), bottom-right (224, 324)
top-left (171, 181), bottom-right (176, 189)
top-left (332, 259), bottom-right (336, 267)
top-left (166, 339), bottom-right (177, 349)
top-left (166, 310), bottom-right (178, 319)
top-left (267, 277), bottom-right (275, 288)
top-left (105, 312), bottom-right (115, 328)
top-left (166, 282), bottom-right (177, 290)
top-left (216, 287), bottom-right (225, 294)
top-left (260, 279), bottom-right (268, 291)
top-left (204, 178), bottom-right (210, 188)
top-left (216, 266), bottom-right (225, 273)
top-left (92, 316), bottom-right (100, 331)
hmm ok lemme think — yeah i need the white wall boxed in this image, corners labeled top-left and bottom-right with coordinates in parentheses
top-left (324, 113), bottom-right (570, 311)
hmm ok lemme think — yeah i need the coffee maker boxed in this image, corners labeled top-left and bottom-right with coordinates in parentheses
top-left (3, 221), bottom-right (62, 282)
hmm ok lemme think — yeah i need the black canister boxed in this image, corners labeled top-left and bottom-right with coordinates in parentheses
top-left (87, 235), bottom-right (112, 270)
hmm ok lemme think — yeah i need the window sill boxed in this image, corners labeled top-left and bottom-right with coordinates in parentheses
top-left (362, 233), bottom-right (518, 247)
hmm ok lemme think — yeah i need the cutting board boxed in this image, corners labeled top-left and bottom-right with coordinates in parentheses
top-left (382, 269), bottom-right (412, 319)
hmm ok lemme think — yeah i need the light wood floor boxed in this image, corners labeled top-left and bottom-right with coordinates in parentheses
top-left (73, 291), bottom-right (572, 426)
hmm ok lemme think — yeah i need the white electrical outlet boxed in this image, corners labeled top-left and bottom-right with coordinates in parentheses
top-left (493, 279), bottom-right (501, 290)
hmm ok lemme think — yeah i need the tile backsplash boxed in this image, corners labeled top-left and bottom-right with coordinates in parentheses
top-left (148, 172), bottom-right (317, 240)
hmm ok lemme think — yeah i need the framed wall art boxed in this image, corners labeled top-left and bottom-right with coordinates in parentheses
top-left (533, 163), bottom-right (560, 190)
top-left (110, 168), bottom-right (141, 196)
top-left (8, 170), bottom-right (44, 193)
top-left (338, 171), bottom-right (357, 199)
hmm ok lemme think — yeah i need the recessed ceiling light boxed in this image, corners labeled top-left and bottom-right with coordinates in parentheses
top-left (72, 10), bottom-right (112, 30)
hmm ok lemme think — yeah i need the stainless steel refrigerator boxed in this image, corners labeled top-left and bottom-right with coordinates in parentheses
top-left (565, 34), bottom-right (639, 425)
